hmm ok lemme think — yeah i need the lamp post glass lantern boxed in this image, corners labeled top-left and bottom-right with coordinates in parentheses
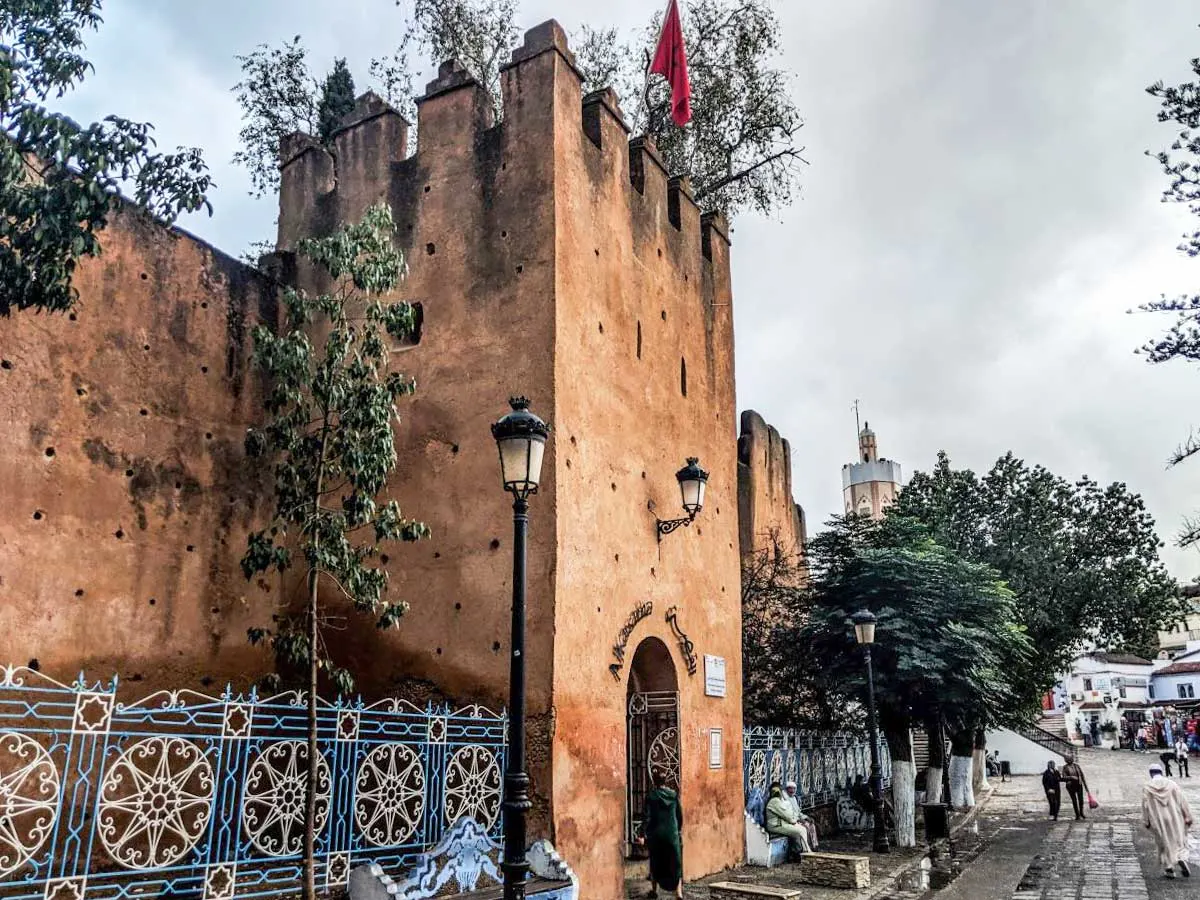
top-left (657, 457), bottom-right (709, 540)
top-left (850, 609), bottom-right (890, 854)
top-left (491, 397), bottom-right (549, 899)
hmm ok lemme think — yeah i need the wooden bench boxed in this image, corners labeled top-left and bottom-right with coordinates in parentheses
top-left (349, 817), bottom-right (577, 899)
top-left (798, 851), bottom-right (871, 889)
top-left (709, 883), bottom-right (803, 899)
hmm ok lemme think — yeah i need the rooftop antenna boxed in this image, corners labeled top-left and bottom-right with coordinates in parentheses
top-left (852, 399), bottom-right (861, 451)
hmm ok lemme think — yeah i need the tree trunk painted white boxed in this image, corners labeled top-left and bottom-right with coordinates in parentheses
top-left (948, 754), bottom-right (974, 809)
top-left (925, 766), bottom-right (944, 804)
top-left (972, 748), bottom-right (991, 793)
top-left (891, 759), bottom-right (917, 848)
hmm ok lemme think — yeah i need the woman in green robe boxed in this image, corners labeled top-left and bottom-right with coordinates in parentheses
top-left (643, 773), bottom-right (684, 898)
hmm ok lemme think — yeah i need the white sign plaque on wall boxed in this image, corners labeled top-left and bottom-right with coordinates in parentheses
top-left (709, 728), bottom-right (723, 769)
top-left (704, 655), bottom-right (727, 698)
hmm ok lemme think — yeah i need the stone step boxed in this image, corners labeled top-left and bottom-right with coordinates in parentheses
top-left (708, 883), bottom-right (802, 899)
top-left (799, 851), bottom-right (872, 889)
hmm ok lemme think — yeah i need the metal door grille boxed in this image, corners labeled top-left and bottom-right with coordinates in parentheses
top-left (625, 690), bottom-right (679, 853)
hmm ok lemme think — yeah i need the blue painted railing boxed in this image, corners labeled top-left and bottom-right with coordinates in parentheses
top-left (0, 666), bottom-right (506, 900)
top-left (742, 727), bottom-right (891, 810)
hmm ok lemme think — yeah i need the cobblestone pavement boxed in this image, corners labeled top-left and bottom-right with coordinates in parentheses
top-left (657, 748), bottom-right (1200, 900)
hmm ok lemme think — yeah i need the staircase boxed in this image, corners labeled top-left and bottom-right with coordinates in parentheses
top-left (1037, 711), bottom-right (1070, 742)
top-left (1017, 718), bottom-right (1075, 759)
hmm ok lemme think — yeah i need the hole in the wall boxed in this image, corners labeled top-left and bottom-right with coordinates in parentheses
top-left (200, 676), bottom-right (213, 687)
top-left (436, 647), bottom-right (442, 655)
top-left (657, 248), bottom-right (663, 258)
top-left (650, 567), bottom-right (656, 577)
top-left (597, 607), bottom-right (601, 613)
top-left (716, 507), bottom-right (720, 515)
top-left (142, 344), bottom-right (150, 351)
top-left (426, 243), bottom-right (436, 256)
top-left (641, 471), bottom-right (646, 479)
top-left (721, 586), bottom-right (726, 593)
top-left (125, 468), bottom-right (133, 477)
top-left (174, 481), bottom-right (182, 490)
top-left (115, 528), bottom-right (124, 539)
top-left (636, 321), bottom-right (642, 359)
top-left (489, 538), bottom-right (500, 550)
top-left (186, 545), bottom-right (195, 552)
top-left (492, 641), bottom-right (501, 652)
top-left (32, 510), bottom-right (43, 521)
top-left (148, 598), bottom-right (156, 606)
top-left (201, 302), bottom-right (208, 309)
top-left (129, 673), bottom-right (143, 682)
top-left (76, 388), bottom-right (87, 396)
top-left (380, 554), bottom-right (390, 564)
top-left (515, 265), bottom-right (523, 274)
top-left (211, 607), bottom-right (220, 614)
top-left (75, 589), bottom-right (84, 597)
top-left (501, 230), bottom-right (508, 238)
top-left (201, 366), bottom-right (208, 374)
top-left (68, 313), bottom-right (77, 322)
top-left (423, 185), bottom-right (430, 193)
top-left (44, 447), bottom-right (54, 458)
top-left (454, 602), bottom-right (462, 611)
top-left (611, 482), bottom-right (617, 492)
top-left (139, 273), bottom-right (148, 281)
top-left (451, 444), bottom-right (459, 454)
top-left (205, 432), bottom-right (213, 440)
top-left (27, 659), bottom-right (39, 672)
top-left (501, 163), bottom-right (507, 170)
top-left (570, 435), bottom-right (577, 446)
top-left (139, 408), bottom-right (148, 416)
top-left (0, 360), bottom-right (10, 370)
top-left (565, 459), bottom-right (571, 469)
top-left (594, 248), bottom-right (600, 257)
top-left (614, 553), bottom-right (620, 562)
top-left (434, 552), bottom-right (441, 559)
top-left (598, 322), bottom-right (604, 334)
top-left (661, 310), bottom-right (667, 321)
top-left (680, 357), bottom-right (687, 397)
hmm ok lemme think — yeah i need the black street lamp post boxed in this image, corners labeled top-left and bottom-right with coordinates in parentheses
top-left (851, 609), bottom-right (890, 854)
top-left (491, 397), bottom-right (550, 900)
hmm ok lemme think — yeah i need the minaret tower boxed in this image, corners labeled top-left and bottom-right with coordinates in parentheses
top-left (842, 414), bottom-right (903, 519)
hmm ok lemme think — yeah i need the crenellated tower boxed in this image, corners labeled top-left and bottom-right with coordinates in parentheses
top-left (842, 420), bottom-right (903, 519)
top-left (273, 21), bottom-right (742, 896)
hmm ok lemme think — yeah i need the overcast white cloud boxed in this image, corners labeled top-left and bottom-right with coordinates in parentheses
top-left (59, 1), bottom-right (1200, 579)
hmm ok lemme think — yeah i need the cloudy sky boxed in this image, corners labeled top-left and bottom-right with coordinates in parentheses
top-left (62, 1), bottom-right (1200, 579)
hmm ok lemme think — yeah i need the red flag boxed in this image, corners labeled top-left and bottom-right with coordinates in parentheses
top-left (649, 0), bottom-right (691, 127)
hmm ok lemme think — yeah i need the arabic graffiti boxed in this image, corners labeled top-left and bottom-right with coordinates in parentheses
top-left (665, 606), bottom-right (697, 676)
top-left (610, 601), bottom-right (654, 681)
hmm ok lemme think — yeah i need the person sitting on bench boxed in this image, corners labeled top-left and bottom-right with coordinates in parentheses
top-left (765, 781), bottom-right (810, 859)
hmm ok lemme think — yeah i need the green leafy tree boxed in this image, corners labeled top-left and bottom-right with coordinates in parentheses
top-left (576, 0), bottom-right (806, 218)
top-left (1136, 28), bottom-right (1200, 543)
top-left (893, 451), bottom-right (1181, 709)
top-left (234, 0), bottom-right (804, 220)
top-left (317, 58), bottom-right (357, 144)
top-left (242, 203), bottom-right (430, 900)
top-left (795, 514), bottom-right (1030, 846)
top-left (0, 0), bottom-right (212, 316)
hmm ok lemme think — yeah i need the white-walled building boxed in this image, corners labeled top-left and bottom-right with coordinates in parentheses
top-left (1062, 651), bottom-right (1154, 743)
top-left (1150, 646), bottom-right (1200, 706)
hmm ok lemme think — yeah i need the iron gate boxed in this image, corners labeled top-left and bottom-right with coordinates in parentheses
top-left (625, 690), bottom-right (680, 853)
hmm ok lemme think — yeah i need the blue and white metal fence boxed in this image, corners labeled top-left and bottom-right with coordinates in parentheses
top-left (0, 666), bottom-right (506, 900)
top-left (742, 727), bottom-right (892, 810)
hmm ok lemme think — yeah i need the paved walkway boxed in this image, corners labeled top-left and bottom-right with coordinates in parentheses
top-left (655, 748), bottom-right (1199, 900)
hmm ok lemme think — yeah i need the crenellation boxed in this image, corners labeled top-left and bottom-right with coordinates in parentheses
top-left (416, 61), bottom-right (494, 155)
top-left (581, 87), bottom-right (628, 150)
top-left (504, 19), bottom-right (581, 75)
top-left (332, 92), bottom-right (410, 226)
top-left (667, 175), bottom-right (698, 233)
top-left (701, 210), bottom-right (730, 261)
top-left (277, 133), bottom-right (334, 250)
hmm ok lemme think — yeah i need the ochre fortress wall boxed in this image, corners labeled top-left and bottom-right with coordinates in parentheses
top-left (0, 17), bottom-right (818, 895)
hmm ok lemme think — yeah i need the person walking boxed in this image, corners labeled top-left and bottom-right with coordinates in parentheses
top-left (1176, 737), bottom-right (1190, 778)
top-left (1143, 763), bottom-right (1193, 879)
top-left (1042, 761), bottom-right (1062, 820)
top-left (642, 772), bottom-right (684, 899)
top-left (1061, 756), bottom-right (1090, 820)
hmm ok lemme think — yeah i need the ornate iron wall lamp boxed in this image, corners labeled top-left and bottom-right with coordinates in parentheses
top-left (654, 457), bottom-right (709, 541)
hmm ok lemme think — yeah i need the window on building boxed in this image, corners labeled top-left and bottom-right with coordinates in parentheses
top-left (1119, 686), bottom-right (1127, 699)
top-left (1178, 683), bottom-right (1195, 700)
top-left (1083, 678), bottom-right (1093, 691)
top-left (1149, 684), bottom-right (1155, 699)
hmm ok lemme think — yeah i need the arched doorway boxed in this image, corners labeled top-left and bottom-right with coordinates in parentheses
top-left (625, 636), bottom-right (680, 856)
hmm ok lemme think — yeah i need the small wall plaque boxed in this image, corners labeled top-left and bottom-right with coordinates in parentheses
top-left (704, 655), bottom-right (726, 698)
top-left (709, 728), bottom-right (723, 769)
